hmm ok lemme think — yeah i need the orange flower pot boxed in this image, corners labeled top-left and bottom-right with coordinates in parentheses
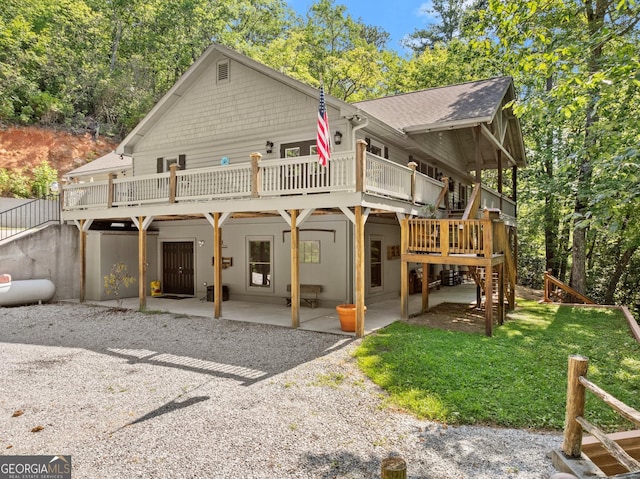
top-left (335, 303), bottom-right (366, 332)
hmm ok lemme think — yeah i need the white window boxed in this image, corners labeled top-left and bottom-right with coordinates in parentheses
top-left (248, 237), bottom-right (272, 289)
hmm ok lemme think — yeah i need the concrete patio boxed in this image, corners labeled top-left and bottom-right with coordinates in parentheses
top-left (79, 283), bottom-right (479, 336)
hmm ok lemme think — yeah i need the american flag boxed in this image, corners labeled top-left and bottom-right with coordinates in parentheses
top-left (317, 85), bottom-right (330, 167)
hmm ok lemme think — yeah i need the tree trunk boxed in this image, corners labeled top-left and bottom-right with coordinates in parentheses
top-left (604, 245), bottom-right (638, 304)
top-left (543, 76), bottom-right (561, 276)
top-left (569, 0), bottom-right (606, 295)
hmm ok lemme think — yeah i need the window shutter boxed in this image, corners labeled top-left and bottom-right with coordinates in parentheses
top-left (365, 138), bottom-right (371, 152)
top-left (157, 158), bottom-right (163, 173)
top-left (178, 154), bottom-right (186, 170)
top-left (384, 146), bottom-right (389, 159)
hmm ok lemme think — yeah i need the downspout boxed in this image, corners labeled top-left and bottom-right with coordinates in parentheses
top-left (347, 114), bottom-right (368, 305)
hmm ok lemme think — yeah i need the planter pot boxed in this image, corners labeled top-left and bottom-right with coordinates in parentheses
top-left (336, 303), bottom-right (366, 332)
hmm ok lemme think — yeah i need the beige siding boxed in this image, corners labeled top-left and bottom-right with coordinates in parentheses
top-left (409, 131), bottom-right (468, 173)
top-left (133, 54), bottom-right (341, 175)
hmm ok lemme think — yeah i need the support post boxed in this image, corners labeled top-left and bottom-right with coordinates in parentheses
top-left (475, 125), bottom-right (482, 183)
top-left (251, 152), bottom-right (262, 198)
top-left (169, 163), bottom-right (178, 203)
top-left (497, 150), bottom-right (503, 212)
top-left (381, 457), bottom-right (407, 479)
top-left (400, 218), bottom-right (409, 320)
top-left (79, 219), bottom-right (86, 303)
top-left (107, 173), bottom-right (114, 208)
top-left (562, 355), bottom-right (589, 458)
top-left (355, 139), bottom-right (367, 192)
top-left (355, 205), bottom-right (365, 337)
top-left (408, 161), bottom-right (417, 203)
top-left (290, 209), bottom-right (300, 329)
top-left (421, 262), bottom-right (428, 313)
top-left (484, 264), bottom-right (493, 336)
top-left (213, 213), bottom-right (222, 318)
top-left (497, 262), bottom-right (504, 325)
top-left (138, 216), bottom-right (147, 310)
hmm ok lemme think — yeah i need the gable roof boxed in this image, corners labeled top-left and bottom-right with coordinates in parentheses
top-left (63, 151), bottom-right (132, 180)
top-left (117, 43), bottom-right (356, 154)
top-left (353, 77), bottom-right (514, 133)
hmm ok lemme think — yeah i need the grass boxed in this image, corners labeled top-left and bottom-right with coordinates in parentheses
top-left (354, 300), bottom-right (640, 431)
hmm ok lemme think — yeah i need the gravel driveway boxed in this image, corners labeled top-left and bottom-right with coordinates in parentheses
top-left (0, 303), bottom-right (561, 478)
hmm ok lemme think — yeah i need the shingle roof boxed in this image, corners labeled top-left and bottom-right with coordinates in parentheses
top-left (353, 77), bottom-right (513, 132)
top-left (64, 151), bottom-right (132, 179)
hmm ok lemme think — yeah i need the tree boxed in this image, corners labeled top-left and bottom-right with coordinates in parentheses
top-left (103, 262), bottom-right (136, 308)
top-left (477, 0), bottom-right (640, 298)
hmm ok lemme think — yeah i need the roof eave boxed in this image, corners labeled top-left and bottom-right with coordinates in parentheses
top-left (403, 117), bottom-right (491, 134)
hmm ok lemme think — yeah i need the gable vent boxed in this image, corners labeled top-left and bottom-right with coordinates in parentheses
top-left (217, 59), bottom-right (230, 83)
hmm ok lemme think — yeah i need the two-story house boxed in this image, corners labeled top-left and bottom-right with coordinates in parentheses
top-left (61, 43), bottom-right (525, 336)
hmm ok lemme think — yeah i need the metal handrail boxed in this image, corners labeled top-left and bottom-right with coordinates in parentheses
top-left (0, 195), bottom-right (61, 242)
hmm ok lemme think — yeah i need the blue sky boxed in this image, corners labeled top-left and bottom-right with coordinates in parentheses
top-left (287, 0), bottom-right (438, 55)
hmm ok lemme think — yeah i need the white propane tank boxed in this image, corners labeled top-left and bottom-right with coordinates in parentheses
top-left (0, 279), bottom-right (55, 306)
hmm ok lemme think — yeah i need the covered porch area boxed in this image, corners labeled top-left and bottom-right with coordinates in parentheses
top-left (76, 283), bottom-right (479, 336)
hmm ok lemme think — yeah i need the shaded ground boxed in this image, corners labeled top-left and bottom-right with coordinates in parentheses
top-left (403, 285), bottom-right (544, 334)
top-left (0, 125), bottom-right (117, 178)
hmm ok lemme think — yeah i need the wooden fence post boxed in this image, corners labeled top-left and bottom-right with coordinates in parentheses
top-left (563, 355), bottom-right (589, 458)
top-left (381, 457), bottom-right (406, 479)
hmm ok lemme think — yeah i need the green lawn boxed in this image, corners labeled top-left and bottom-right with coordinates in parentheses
top-left (354, 300), bottom-right (640, 431)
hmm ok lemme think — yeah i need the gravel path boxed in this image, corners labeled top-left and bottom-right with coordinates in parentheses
top-left (0, 303), bottom-right (561, 478)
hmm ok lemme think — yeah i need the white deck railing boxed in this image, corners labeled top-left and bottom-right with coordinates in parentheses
top-left (177, 163), bottom-right (253, 200)
top-left (414, 173), bottom-right (445, 206)
top-left (63, 181), bottom-right (109, 209)
top-left (481, 185), bottom-right (516, 218)
top-left (113, 172), bottom-right (170, 206)
top-left (61, 152), bottom-right (513, 220)
top-left (364, 153), bottom-right (412, 200)
top-left (260, 153), bottom-right (354, 196)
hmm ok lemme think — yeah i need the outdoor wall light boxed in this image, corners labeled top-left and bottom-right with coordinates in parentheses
top-left (265, 141), bottom-right (274, 153)
top-left (198, 240), bottom-right (205, 247)
top-left (334, 131), bottom-right (343, 145)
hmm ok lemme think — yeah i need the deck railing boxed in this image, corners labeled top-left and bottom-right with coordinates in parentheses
top-left (61, 150), bottom-right (446, 211)
top-left (260, 153), bottom-right (354, 196)
top-left (481, 185), bottom-right (516, 218)
top-left (407, 218), bottom-right (489, 256)
top-left (364, 153), bottom-right (413, 201)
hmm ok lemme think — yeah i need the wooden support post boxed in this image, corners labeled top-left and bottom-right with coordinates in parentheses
top-left (213, 213), bottom-right (222, 318)
top-left (497, 262), bottom-right (504, 325)
top-left (107, 173), bottom-right (114, 208)
top-left (408, 161), bottom-right (417, 203)
top-left (355, 205), bottom-right (365, 337)
top-left (400, 218), bottom-right (409, 320)
top-left (563, 355), bottom-right (589, 458)
top-left (381, 457), bottom-right (407, 479)
top-left (484, 264), bottom-right (493, 336)
top-left (441, 221), bottom-right (450, 257)
top-left (482, 209), bottom-right (493, 258)
top-left (421, 262), bottom-right (428, 313)
top-left (475, 125), bottom-right (482, 183)
top-left (290, 209), bottom-right (300, 329)
top-left (355, 139), bottom-right (367, 193)
top-left (169, 163), bottom-right (178, 203)
top-left (497, 150), bottom-right (503, 212)
top-left (79, 219), bottom-right (86, 303)
top-left (138, 216), bottom-right (147, 310)
top-left (250, 152), bottom-right (262, 198)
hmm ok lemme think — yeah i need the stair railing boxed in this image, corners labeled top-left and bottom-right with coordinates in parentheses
top-left (0, 195), bottom-right (60, 242)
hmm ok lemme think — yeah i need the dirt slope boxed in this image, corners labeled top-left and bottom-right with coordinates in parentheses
top-left (0, 125), bottom-right (118, 179)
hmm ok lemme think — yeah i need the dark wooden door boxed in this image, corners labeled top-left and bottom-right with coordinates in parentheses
top-left (162, 241), bottom-right (194, 295)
